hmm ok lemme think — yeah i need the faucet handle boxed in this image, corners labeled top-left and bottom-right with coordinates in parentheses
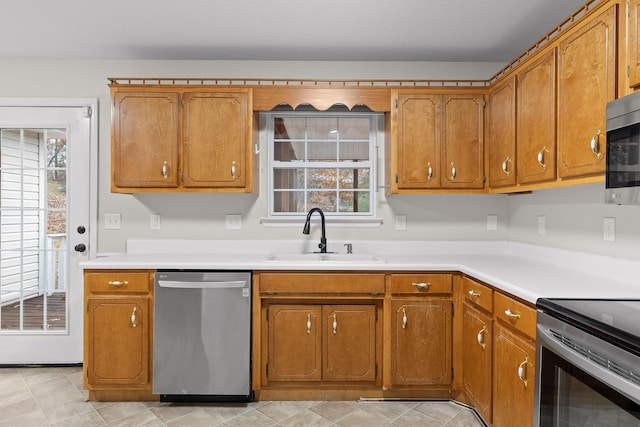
top-left (344, 243), bottom-right (353, 254)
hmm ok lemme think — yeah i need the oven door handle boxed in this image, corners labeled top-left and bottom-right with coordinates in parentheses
top-left (537, 324), bottom-right (640, 405)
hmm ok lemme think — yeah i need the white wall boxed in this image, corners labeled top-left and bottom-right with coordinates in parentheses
top-left (3, 59), bottom-right (637, 260)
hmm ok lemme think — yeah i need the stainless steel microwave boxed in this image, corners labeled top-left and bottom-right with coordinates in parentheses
top-left (606, 92), bottom-right (640, 204)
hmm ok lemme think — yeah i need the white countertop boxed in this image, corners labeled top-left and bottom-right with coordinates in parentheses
top-left (80, 239), bottom-right (640, 304)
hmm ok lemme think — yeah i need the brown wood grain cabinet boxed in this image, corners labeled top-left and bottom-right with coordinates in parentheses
top-left (110, 86), bottom-right (255, 193)
top-left (517, 49), bottom-right (557, 185)
top-left (83, 270), bottom-right (154, 400)
top-left (557, 4), bottom-right (616, 179)
top-left (461, 276), bottom-right (494, 423)
top-left (389, 90), bottom-right (485, 193)
top-left (629, 0), bottom-right (640, 89)
top-left (388, 274), bottom-right (453, 386)
top-left (488, 76), bottom-right (517, 188)
top-left (492, 292), bottom-right (537, 427)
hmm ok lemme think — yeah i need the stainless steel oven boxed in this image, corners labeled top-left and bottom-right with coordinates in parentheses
top-left (535, 299), bottom-right (640, 426)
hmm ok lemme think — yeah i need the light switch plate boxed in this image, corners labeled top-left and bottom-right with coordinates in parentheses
top-left (395, 215), bottom-right (407, 231)
top-left (487, 214), bottom-right (498, 231)
top-left (150, 214), bottom-right (161, 230)
top-left (226, 214), bottom-right (242, 230)
top-left (537, 215), bottom-right (546, 235)
top-left (104, 213), bottom-right (121, 230)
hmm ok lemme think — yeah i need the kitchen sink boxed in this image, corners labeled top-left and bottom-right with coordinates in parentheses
top-left (264, 253), bottom-right (387, 263)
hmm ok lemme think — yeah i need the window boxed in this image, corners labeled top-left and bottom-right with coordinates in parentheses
top-left (265, 111), bottom-right (381, 220)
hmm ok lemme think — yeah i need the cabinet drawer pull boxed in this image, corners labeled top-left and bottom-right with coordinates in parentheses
top-left (307, 312), bottom-right (312, 334)
top-left (537, 146), bottom-right (548, 170)
top-left (504, 308), bottom-right (521, 320)
top-left (450, 162), bottom-right (457, 180)
top-left (427, 162), bottom-right (433, 181)
top-left (108, 280), bottom-right (129, 287)
top-left (412, 282), bottom-right (431, 290)
top-left (131, 306), bottom-right (138, 328)
top-left (332, 313), bottom-right (337, 335)
top-left (402, 308), bottom-right (408, 329)
top-left (161, 160), bottom-right (168, 179)
top-left (477, 326), bottom-right (486, 350)
top-left (231, 161), bottom-right (237, 180)
top-left (501, 156), bottom-right (512, 176)
top-left (591, 129), bottom-right (602, 160)
top-left (518, 357), bottom-right (529, 387)
top-left (468, 290), bottom-right (481, 297)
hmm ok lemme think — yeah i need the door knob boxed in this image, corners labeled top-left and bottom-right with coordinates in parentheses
top-left (74, 243), bottom-right (86, 252)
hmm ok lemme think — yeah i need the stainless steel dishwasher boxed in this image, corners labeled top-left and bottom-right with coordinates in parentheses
top-left (153, 270), bottom-right (252, 402)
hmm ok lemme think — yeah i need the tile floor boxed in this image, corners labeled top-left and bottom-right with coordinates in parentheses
top-left (0, 367), bottom-right (486, 426)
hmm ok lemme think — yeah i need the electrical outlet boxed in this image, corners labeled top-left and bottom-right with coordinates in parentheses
top-left (104, 213), bottom-right (121, 230)
top-left (395, 215), bottom-right (407, 231)
top-left (537, 215), bottom-right (546, 235)
top-left (487, 215), bottom-right (498, 231)
top-left (604, 217), bottom-right (616, 241)
top-left (150, 214), bottom-right (161, 230)
top-left (226, 214), bottom-right (242, 230)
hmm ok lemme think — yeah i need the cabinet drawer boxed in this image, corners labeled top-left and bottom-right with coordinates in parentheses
top-left (462, 276), bottom-right (493, 312)
top-left (259, 273), bottom-right (385, 294)
top-left (388, 274), bottom-right (452, 294)
top-left (494, 292), bottom-right (536, 339)
top-left (85, 271), bottom-right (152, 294)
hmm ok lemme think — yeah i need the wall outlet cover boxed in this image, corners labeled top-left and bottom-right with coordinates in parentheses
top-left (104, 213), bottom-right (121, 230)
top-left (487, 214), bottom-right (498, 231)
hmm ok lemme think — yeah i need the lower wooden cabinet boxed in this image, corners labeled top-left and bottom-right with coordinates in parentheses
top-left (462, 302), bottom-right (493, 422)
top-left (390, 298), bottom-right (452, 385)
top-left (83, 270), bottom-right (154, 398)
top-left (266, 304), bottom-right (377, 384)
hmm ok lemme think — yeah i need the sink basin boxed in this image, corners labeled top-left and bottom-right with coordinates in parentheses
top-left (264, 253), bottom-right (387, 263)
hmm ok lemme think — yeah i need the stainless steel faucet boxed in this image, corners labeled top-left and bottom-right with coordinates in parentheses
top-left (344, 243), bottom-right (353, 254)
top-left (302, 207), bottom-right (327, 253)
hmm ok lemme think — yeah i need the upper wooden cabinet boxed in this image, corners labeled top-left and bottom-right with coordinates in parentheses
top-left (390, 90), bottom-right (485, 193)
top-left (517, 49), bottom-right (557, 185)
top-left (110, 87), bottom-right (255, 193)
top-left (557, 4), bottom-right (616, 179)
top-left (488, 76), bottom-right (517, 188)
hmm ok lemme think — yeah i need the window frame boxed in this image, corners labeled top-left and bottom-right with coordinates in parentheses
top-left (264, 111), bottom-right (381, 219)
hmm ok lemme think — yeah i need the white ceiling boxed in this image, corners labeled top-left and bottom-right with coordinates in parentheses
top-left (1, 0), bottom-right (587, 62)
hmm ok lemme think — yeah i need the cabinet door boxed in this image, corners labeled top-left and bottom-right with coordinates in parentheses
top-left (462, 303), bottom-right (493, 423)
top-left (493, 323), bottom-right (536, 427)
top-left (86, 298), bottom-right (149, 386)
top-left (630, 0), bottom-right (640, 88)
top-left (517, 49), bottom-right (557, 184)
top-left (112, 92), bottom-right (179, 189)
top-left (394, 93), bottom-right (441, 189)
top-left (267, 305), bottom-right (322, 382)
top-left (441, 94), bottom-right (484, 189)
top-left (390, 298), bottom-right (452, 385)
top-left (558, 5), bottom-right (616, 178)
top-left (323, 305), bottom-right (376, 382)
top-left (488, 77), bottom-right (517, 188)
top-left (182, 90), bottom-right (251, 188)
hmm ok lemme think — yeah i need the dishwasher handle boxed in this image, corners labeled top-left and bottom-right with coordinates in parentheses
top-left (157, 280), bottom-right (247, 289)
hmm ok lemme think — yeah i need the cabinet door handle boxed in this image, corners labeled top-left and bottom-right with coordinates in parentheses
top-left (402, 308), bottom-right (408, 329)
top-left (427, 162), bottom-right (433, 181)
top-left (332, 313), bottom-right (337, 335)
top-left (450, 162), bottom-right (457, 180)
top-left (468, 290), bottom-right (481, 297)
top-left (231, 161), bottom-right (237, 180)
top-left (307, 312), bottom-right (312, 334)
top-left (591, 129), bottom-right (602, 160)
top-left (501, 156), bottom-right (512, 176)
top-left (412, 282), bottom-right (431, 290)
top-left (537, 146), bottom-right (548, 170)
top-left (505, 308), bottom-right (521, 319)
top-left (108, 280), bottom-right (128, 287)
top-left (131, 306), bottom-right (138, 328)
top-left (161, 160), bottom-right (169, 179)
top-left (518, 356), bottom-right (529, 387)
top-left (477, 326), bottom-right (486, 350)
